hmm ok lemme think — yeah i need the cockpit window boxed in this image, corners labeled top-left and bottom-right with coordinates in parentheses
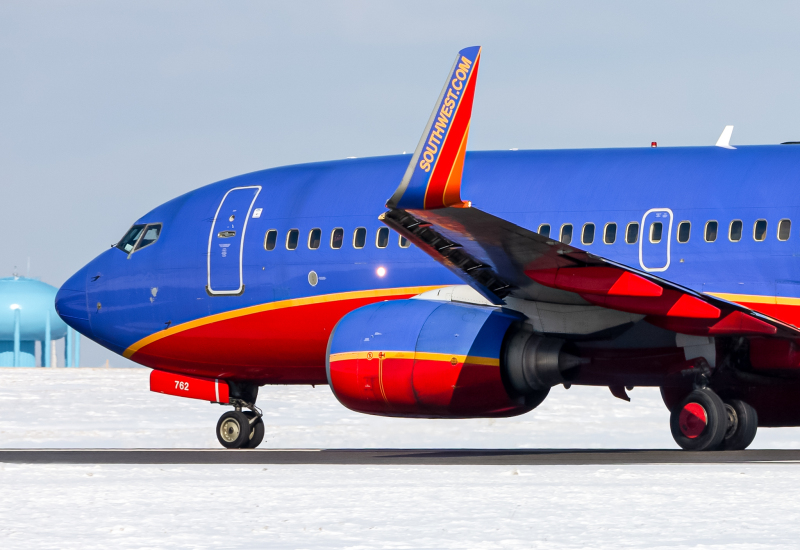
top-left (116, 225), bottom-right (146, 253)
top-left (135, 224), bottom-right (162, 251)
top-left (116, 224), bottom-right (162, 254)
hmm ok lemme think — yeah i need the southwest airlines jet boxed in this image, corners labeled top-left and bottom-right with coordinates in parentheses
top-left (56, 47), bottom-right (800, 451)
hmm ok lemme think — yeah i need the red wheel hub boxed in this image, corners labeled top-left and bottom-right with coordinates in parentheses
top-left (679, 402), bottom-right (708, 439)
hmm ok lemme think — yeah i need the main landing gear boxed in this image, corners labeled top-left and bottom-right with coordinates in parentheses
top-left (216, 400), bottom-right (265, 449)
top-left (669, 388), bottom-right (758, 451)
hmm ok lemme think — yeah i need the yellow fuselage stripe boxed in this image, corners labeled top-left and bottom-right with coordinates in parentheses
top-left (123, 285), bottom-right (444, 359)
top-left (328, 350), bottom-right (499, 367)
top-left (706, 292), bottom-right (800, 307)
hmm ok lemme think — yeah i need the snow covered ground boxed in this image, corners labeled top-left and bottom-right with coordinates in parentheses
top-left (3, 368), bottom-right (800, 549)
top-left (2, 367), bottom-right (800, 449)
top-left (3, 462), bottom-right (800, 549)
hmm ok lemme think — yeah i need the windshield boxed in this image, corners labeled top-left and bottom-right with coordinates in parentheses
top-left (115, 223), bottom-right (162, 254)
top-left (136, 224), bottom-right (162, 251)
top-left (116, 225), bottom-right (146, 253)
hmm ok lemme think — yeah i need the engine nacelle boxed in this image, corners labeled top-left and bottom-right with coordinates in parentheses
top-left (327, 299), bottom-right (581, 418)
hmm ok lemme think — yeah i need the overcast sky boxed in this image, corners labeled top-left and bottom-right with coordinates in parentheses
top-left (2, 1), bottom-right (798, 366)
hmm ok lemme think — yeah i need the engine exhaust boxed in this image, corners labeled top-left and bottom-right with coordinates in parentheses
top-left (503, 326), bottom-right (586, 395)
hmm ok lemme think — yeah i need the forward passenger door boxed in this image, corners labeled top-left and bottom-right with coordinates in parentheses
top-left (207, 186), bottom-right (261, 295)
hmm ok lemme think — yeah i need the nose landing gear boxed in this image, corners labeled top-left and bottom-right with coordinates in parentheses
top-left (216, 400), bottom-right (265, 449)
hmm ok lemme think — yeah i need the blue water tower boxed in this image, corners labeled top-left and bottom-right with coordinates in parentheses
top-left (0, 276), bottom-right (79, 367)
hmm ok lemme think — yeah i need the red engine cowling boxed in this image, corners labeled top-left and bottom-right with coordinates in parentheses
top-left (326, 299), bottom-right (567, 418)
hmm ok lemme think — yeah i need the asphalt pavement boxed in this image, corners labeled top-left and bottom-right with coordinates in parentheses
top-left (2, 448), bottom-right (799, 465)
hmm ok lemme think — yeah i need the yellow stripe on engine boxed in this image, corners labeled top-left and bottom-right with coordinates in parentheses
top-left (328, 350), bottom-right (499, 366)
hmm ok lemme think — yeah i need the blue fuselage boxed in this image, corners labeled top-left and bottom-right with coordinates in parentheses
top-left (56, 145), bottom-right (800, 380)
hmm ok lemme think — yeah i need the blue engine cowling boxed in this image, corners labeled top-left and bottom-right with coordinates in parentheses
top-left (326, 298), bottom-right (557, 418)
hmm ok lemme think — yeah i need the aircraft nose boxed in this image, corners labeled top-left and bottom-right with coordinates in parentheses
top-left (55, 264), bottom-right (93, 338)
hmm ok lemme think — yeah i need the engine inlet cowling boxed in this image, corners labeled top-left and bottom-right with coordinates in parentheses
top-left (326, 299), bottom-right (536, 418)
top-left (503, 326), bottom-right (585, 395)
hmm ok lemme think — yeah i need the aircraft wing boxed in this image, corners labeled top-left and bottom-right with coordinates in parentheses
top-left (382, 46), bottom-right (800, 340)
top-left (382, 206), bottom-right (800, 339)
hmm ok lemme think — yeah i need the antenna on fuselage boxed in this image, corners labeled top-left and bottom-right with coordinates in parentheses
top-left (715, 125), bottom-right (736, 149)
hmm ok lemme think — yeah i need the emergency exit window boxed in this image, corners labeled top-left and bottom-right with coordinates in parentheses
top-left (649, 222), bottom-right (663, 243)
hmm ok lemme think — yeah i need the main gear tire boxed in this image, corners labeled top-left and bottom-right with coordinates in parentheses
top-left (216, 411), bottom-right (251, 449)
top-left (719, 399), bottom-right (758, 451)
top-left (242, 411), bottom-right (265, 449)
top-left (669, 388), bottom-right (728, 451)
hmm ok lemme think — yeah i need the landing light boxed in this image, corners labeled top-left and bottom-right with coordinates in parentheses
top-left (376, 267), bottom-right (386, 277)
top-left (9, 304), bottom-right (20, 310)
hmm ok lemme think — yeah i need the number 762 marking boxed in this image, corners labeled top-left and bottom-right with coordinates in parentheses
top-left (175, 380), bottom-right (189, 391)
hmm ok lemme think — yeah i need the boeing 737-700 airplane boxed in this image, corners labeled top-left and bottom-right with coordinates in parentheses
top-left (56, 47), bottom-right (800, 451)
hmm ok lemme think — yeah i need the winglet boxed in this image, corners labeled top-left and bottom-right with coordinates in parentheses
top-left (715, 125), bottom-right (736, 149)
top-left (387, 46), bottom-right (481, 210)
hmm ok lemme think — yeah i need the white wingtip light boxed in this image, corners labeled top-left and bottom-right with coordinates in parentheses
top-left (715, 125), bottom-right (736, 149)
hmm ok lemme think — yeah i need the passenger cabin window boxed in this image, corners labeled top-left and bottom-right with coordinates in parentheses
top-left (753, 219), bottom-right (767, 242)
top-left (649, 222), bottom-right (663, 243)
top-left (376, 227), bottom-right (389, 248)
top-left (399, 236), bottom-right (410, 248)
top-left (286, 229), bottom-right (299, 250)
top-left (625, 222), bottom-right (639, 244)
top-left (729, 220), bottom-right (743, 242)
top-left (779, 219), bottom-right (791, 241)
top-left (308, 228), bottom-right (321, 249)
top-left (705, 221), bottom-right (718, 242)
top-left (604, 223), bottom-right (616, 244)
top-left (538, 224), bottom-right (551, 238)
top-left (353, 227), bottom-right (367, 249)
top-left (331, 228), bottom-right (344, 249)
top-left (582, 223), bottom-right (595, 245)
top-left (117, 224), bottom-right (146, 253)
top-left (560, 224), bottom-right (573, 245)
top-left (677, 221), bottom-right (691, 243)
top-left (264, 230), bottom-right (278, 251)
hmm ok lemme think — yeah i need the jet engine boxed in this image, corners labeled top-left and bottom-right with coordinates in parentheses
top-left (326, 298), bottom-right (583, 418)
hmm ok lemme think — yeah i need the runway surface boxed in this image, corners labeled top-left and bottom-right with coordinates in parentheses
top-left (2, 448), bottom-right (800, 465)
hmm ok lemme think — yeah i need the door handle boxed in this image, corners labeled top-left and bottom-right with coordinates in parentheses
top-left (217, 231), bottom-right (236, 238)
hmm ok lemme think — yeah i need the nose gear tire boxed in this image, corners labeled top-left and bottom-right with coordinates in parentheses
top-left (719, 399), bottom-right (758, 451)
top-left (216, 411), bottom-right (251, 449)
top-left (243, 411), bottom-right (265, 449)
top-left (669, 389), bottom-right (727, 451)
